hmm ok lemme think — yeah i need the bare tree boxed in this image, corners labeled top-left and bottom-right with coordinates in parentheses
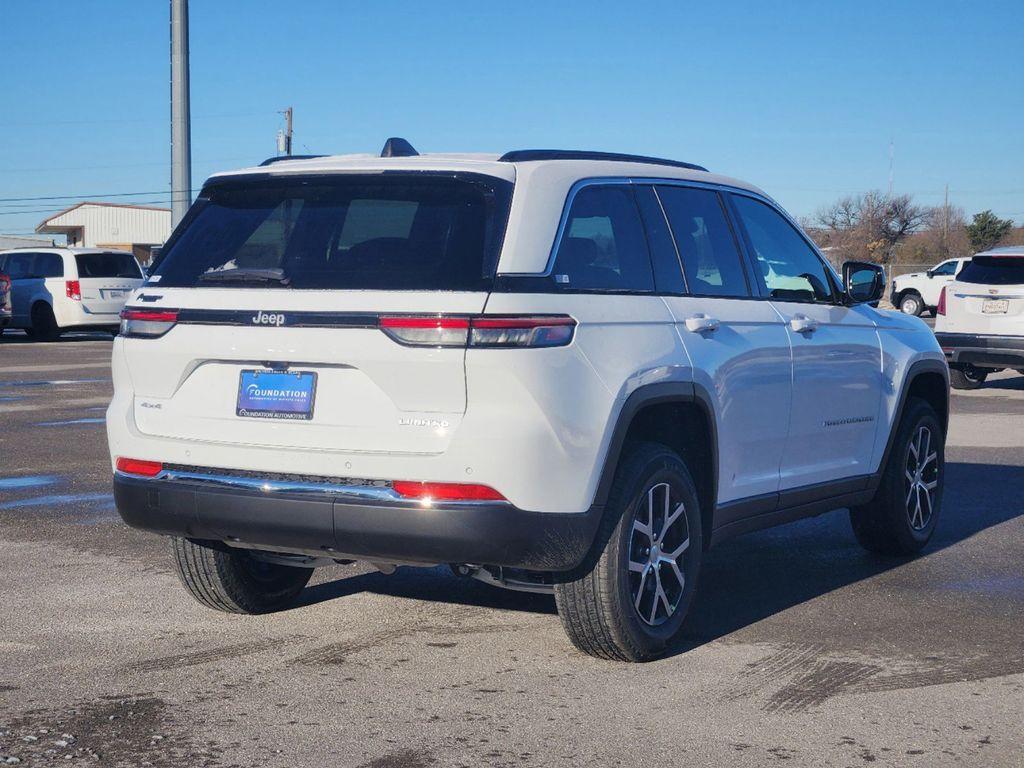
top-left (814, 191), bottom-right (930, 264)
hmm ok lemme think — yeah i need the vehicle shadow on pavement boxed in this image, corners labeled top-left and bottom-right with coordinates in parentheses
top-left (294, 461), bottom-right (1022, 655)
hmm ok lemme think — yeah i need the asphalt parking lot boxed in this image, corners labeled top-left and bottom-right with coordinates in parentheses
top-left (1, 331), bottom-right (1022, 768)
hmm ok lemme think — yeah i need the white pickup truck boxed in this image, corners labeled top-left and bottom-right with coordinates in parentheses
top-left (890, 257), bottom-right (971, 316)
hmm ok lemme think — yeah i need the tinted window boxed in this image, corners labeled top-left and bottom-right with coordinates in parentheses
top-left (153, 175), bottom-right (512, 291)
top-left (657, 186), bottom-right (748, 297)
top-left (6, 252), bottom-right (37, 279)
top-left (958, 256), bottom-right (1024, 285)
top-left (35, 253), bottom-right (64, 278)
top-left (634, 186), bottom-right (685, 294)
top-left (75, 252), bottom-right (142, 278)
top-left (551, 185), bottom-right (654, 292)
top-left (931, 260), bottom-right (957, 276)
top-left (732, 195), bottom-right (833, 303)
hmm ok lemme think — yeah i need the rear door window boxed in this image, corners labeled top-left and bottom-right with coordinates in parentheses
top-left (7, 252), bottom-right (37, 279)
top-left (75, 252), bottom-right (142, 279)
top-left (656, 186), bottom-right (749, 297)
top-left (152, 174), bottom-right (512, 291)
top-left (958, 256), bottom-right (1024, 285)
top-left (550, 185), bottom-right (654, 292)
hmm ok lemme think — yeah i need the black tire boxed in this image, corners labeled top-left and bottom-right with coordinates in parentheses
top-left (171, 537), bottom-right (313, 614)
top-left (949, 364), bottom-right (987, 390)
top-left (554, 442), bottom-right (703, 662)
top-left (29, 302), bottom-right (61, 341)
top-left (899, 292), bottom-right (924, 316)
top-left (849, 398), bottom-right (944, 556)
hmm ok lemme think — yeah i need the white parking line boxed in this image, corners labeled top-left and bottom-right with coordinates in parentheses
top-left (947, 413), bottom-right (1024, 448)
top-left (0, 396), bottom-right (111, 414)
top-left (1, 362), bottom-right (111, 374)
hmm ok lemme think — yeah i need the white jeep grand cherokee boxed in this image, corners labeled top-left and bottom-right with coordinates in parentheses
top-left (108, 141), bottom-right (949, 661)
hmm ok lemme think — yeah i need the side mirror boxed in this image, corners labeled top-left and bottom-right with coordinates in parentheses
top-left (926, 270), bottom-right (935, 278)
top-left (843, 261), bottom-right (885, 305)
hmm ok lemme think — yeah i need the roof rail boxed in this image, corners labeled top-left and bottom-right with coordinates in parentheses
top-left (498, 149), bottom-right (707, 172)
top-left (381, 137), bottom-right (419, 158)
top-left (258, 154), bottom-right (326, 167)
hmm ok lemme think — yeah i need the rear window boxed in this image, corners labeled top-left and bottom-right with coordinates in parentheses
top-left (152, 174), bottom-right (512, 291)
top-left (958, 256), bottom-right (1024, 286)
top-left (75, 252), bottom-right (142, 279)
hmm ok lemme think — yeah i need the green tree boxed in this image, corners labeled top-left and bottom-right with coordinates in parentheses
top-left (965, 210), bottom-right (1013, 252)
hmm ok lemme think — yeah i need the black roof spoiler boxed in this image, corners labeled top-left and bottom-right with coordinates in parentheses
top-left (498, 149), bottom-right (707, 172)
top-left (258, 154), bottom-right (326, 167)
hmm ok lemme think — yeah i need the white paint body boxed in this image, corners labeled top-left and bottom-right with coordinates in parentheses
top-left (892, 257), bottom-right (971, 312)
top-left (106, 154), bottom-right (944, 515)
top-left (0, 248), bottom-right (143, 331)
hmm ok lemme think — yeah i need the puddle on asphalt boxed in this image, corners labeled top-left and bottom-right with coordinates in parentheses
top-left (0, 475), bottom-right (60, 490)
top-left (35, 417), bottom-right (106, 426)
top-left (0, 493), bottom-right (112, 510)
top-left (0, 379), bottom-right (106, 388)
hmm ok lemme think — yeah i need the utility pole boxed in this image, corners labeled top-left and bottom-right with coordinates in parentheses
top-left (943, 184), bottom-right (950, 255)
top-left (887, 139), bottom-right (895, 197)
top-left (277, 107), bottom-right (293, 156)
top-left (170, 0), bottom-right (192, 228)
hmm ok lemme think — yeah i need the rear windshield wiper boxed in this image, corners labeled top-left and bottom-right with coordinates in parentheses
top-left (197, 268), bottom-right (291, 287)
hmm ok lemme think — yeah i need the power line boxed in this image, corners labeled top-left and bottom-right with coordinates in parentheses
top-left (0, 189), bottom-right (201, 204)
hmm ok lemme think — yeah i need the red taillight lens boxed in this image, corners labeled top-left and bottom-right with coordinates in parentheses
top-left (392, 480), bottom-right (506, 502)
top-left (115, 457), bottom-right (164, 477)
top-left (119, 308), bottom-right (179, 338)
top-left (379, 314), bottom-right (576, 348)
top-left (470, 315), bottom-right (576, 348)
top-left (379, 315), bottom-right (470, 347)
top-left (937, 287), bottom-right (947, 316)
top-left (66, 280), bottom-right (81, 300)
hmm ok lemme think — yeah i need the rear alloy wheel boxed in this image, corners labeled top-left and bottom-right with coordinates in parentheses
top-left (850, 397), bottom-right (944, 555)
top-left (554, 442), bottom-right (702, 662)
top-left (899, 293), bottom-right (923, 316)
top-left (172, 537), bottom-right (313, 614)
top-left (29, 303), bottom-right (61, 342)
top-left (949, 364), bottom-right (987, 390)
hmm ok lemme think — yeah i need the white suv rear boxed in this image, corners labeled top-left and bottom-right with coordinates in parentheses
top-left (0, 248), bottom-right (144, 340)
top-left (935, 245), bottom-right (1024, 388)
top-left (107, 143), bottom-right (948, 661)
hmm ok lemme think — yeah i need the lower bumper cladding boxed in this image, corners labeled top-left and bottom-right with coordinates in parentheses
top-left (936, 332), bottom-right (1024, 369)
top-left (112, 469), bottom-right (602, 572)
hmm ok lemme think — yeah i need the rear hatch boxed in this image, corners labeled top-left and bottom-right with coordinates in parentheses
top-left (948, 255), bottom-right (1024, 336)
top-left (122, 172), bottom-right (512, 456)
top-left (76, 252), bottom-right (144, 314)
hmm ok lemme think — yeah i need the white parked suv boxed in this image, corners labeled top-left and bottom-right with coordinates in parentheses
top-left (108, 142), bottom-right (949, 661)
top-left (0, 248), bottom-right (144, 340)
top-left (890, 256), bottom-right (971, 316)
top-left (935, 245), bottom-right (1024, 389)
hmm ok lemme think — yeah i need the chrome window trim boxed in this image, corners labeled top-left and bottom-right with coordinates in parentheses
top-left (114, 469), bottom-right (510, 507)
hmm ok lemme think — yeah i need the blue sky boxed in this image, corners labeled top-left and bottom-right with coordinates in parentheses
top-left (2, 1), bottom-right (1022, 237)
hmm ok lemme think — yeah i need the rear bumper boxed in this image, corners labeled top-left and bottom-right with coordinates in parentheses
top-left (113, 473), bottom-right (603, 572)
top-left (935, 332), bottom-right (1024, 369)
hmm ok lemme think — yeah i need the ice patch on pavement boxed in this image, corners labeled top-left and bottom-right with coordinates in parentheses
top-left (0, 493), bottom-right (111, 510)
top-left (0, 476), bottom-right (60, 490)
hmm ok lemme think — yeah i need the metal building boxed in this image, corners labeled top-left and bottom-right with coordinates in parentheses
top-left (35, 202), bottom-right (172, 265)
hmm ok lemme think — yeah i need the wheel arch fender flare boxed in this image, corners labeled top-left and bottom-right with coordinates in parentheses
top-left (591, 381), bottom-right (719, 517)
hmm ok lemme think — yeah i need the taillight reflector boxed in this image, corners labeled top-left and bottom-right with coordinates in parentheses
top-left (379, 315), bottom-right (470, 347)
top-left (392, 480), bottom-right (506, 502)
top-left (937, 287), bottom-right (947, 316)
top-left (119, 308), bottom-right (179, 338)
top-left (115, 457), bottom-right (164, 477)
top-left (66, 280), bottom-right (81, 301)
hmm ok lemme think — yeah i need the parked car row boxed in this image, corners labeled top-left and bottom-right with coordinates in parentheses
top-left (0, 248), bottom-right (144, 340)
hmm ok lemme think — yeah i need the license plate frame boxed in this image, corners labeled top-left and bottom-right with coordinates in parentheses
top-left (236, 369), bottom-right (317, 420)
top-left (982, 299), bottom-right (1009, 315)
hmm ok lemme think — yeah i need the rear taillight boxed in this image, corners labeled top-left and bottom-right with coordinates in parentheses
top-left (392, 480), bottom-right (506, 502)
top-left (65, 280), bottom-right (81, 301)
top-left (119, 308), bottom-right (178, 338)
top-left (115, 457), bottom-right (164, 477)
top-left (379, 315), bottom-right (576, 349)
top-left (379, 316), bottom-right (470, 347)
top-left (937, 287), bottom-right (947, 316)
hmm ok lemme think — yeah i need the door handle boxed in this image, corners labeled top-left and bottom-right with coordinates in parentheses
top-left (685, 314), bottom-right (720, 333)
top-left (789, 314), bottom-right (819, 333)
